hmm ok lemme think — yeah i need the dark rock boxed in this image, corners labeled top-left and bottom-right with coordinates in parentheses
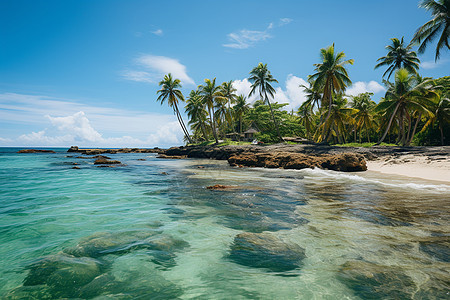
top-left (337, 260), bottom-right (416, 299)
top-left (228, 232), bottom-right (306, 272)
top-left (206, 184), bottom-right (238, 190)
top-left (17, 149), bottom-right (56, 153)
top-left (68, 146), bottom-right (79, 152)
top-left (94, 158), bottom-right (121, 165)
top-left (72, 166), bottom-right (81, 169)
top-left (161, 172), bottom-right (169, 175)
top-left (156, 154), bottom-right (187, 159)
top-left (137, 158), bottom-right (146, 161)
top-left (228, 152), bottom-right (367, 172)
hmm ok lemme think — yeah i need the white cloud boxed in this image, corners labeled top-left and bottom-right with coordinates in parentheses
top-left (0, 93), bottom-right (185, 147)
top-left (224, 30), bottom-right (271, 49)
top-left (123, 54), bottom-right (194, 85)
top-left (47, 111), bottom-right (103, 143)
top-left (148, 121), bottom-right (182, 145)
top-left (421, 59), bottom-right (448, 70)
top-left (232, 74), bottom-right (308, 111)
top-left (346, 81), bottom-right (385, 97)
top-left (224, 18), bottom-right (292, 49)
top-left (152, 29), bottom-right (163, 36)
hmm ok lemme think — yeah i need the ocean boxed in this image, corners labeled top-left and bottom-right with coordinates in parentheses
top-left (0, 147), bottom-right (448, 299)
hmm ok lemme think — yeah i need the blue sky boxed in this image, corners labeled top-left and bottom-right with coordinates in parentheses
top-left (0, 0), bottom-right (448, 147)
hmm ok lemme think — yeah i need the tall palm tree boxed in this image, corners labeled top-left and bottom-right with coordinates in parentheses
top-left (309, 44), bottom-right (354, 138)
top-left (412, 0), bottom-right (450, 61)
top-left (421, 95), bottom-right (450, 145)
top-left (350, 93), bottom-right (376, 143)
top-left (375, 37), bottom-right (420, 79)
top-left (214, 97), bottom-right (232, 138)
top-left (157, 73), bottom-right (193, 144)
top-left (297, 102), bottom-right (316, 140)
top-left (233, 95), bottom-right (250, 140)
top-left (221, 80), bottom-right (238, 108)
top-left (199, 78), bottom-right (224, 144)
top-left (300, 80), bottom-right (322, 112)
top-left (249, 63), bottom-right (283, 142)
top-left (186, 89), bottom-right (209, 141)
top-left (375, 69), bottom-right (438, 146)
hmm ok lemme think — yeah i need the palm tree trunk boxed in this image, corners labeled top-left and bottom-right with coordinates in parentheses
top-left (239, 115), bottom-right (242, 142)
top-left (173, 103), bottom-right (193, 144)
top-left (440, 125), bottom-right (444, 146)
top-left (209, 106), bottom-right (219, 144)
top-left (406, 113), bottom-right (421, 146)
top-left (375, 101), bottom-right (401, 145)
top-left (405, 112), bottom-right (413, 146)
top-left (200, 119), bottom-right (208, 141)
top-left (264, 92), bottom-right (283, 142)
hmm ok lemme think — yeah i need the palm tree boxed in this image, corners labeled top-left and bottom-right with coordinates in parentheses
top-left (300, 80), bottom-right (322, 112)
top-left (249, 63), bottom-right (283, 142)
top-left (412, 0), bottom-right (450, 61)
top-left (316, 95), bottom-right (355, 144)
top-left (157, 73), bottom-right (193, 144)
top-left (375, 69), bottom-right (438, 146)
top-left (350, 93), bottom-right (376, 143)
top-left (421, 95), bottom-right (450, 145)
top-left (214, 97), bottom-right (232, 138)
top-left (375, 37), bottom-right (420, 79)
top-left (233, 95), bottom-right (250, 140)
top-left (186, 89), bottom-right (209, 141)
top-left (309, 44), bottom-right (354, 139)
top-left (199, 78), bottom-right (224, 144)
top-left (297, 102), bottom-right (316, 140)
top-left (221, 81), bottom-right (238, 107)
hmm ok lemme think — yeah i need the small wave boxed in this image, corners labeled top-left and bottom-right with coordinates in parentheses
top-left (299, 168), bottom-right (450, 193)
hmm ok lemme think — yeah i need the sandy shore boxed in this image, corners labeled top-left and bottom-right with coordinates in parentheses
top-left (367, 154), bottom-right (450, 183)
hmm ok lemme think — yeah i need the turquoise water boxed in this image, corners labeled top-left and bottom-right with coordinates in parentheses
top-left (0, 148), bottom-right (449, 299)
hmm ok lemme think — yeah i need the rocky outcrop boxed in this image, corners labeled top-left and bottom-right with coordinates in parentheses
top-left (68, 146), bottom-right (165, 155)
top-left (227, 232), bottom-right (306, 272)
top-left (228, 152), bottom-right (367, 172)
top-left (17, 149), bottom-right (56, 153)
top-left (156, 154), bottom-right (187, 159)
top-left (206, 184), bottom-right (238, 190)
top-left (93, 158), bottom-right (122, 165)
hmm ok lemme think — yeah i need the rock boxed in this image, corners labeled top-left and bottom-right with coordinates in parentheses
top-left (77, 155), bottom-right (111, 159)
top-left (160, 172), bottom-right (169, 175)
top-left (64, 230), bottom-right (160, 258)
top-left (337, 260), bottom-right (416, 299)
top-left (228, 152), bottom-right (367, 172)
top-left (228, 232), bottom-right (306, 272)
top-left (94, 158), bottom-right (121, 165)
top-left (68, 146), bottom-right (79, 152)
top-left (137, 158), bottom-right (146, 161)
top-left (23, 253), bottom-right (103, 298)
top-left (17, 149), bottom-right (56, 153)
top-left (156, 154), bottom-right (187, 159)
top-left (197, 166), bottom-right (205, 168)
top-left (72, 166), bottom-right (81, 169)
top-left (206, 184), bottom-right (238, 190)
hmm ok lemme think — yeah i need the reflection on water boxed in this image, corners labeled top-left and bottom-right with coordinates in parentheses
top-left (0, 148), bottom-right (448, 299)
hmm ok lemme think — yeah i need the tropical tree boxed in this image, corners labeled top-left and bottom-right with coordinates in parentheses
top-left (300, 80), bottom-right (322, 112)
top-left (375, 69), bottom-right (438, 146)
top-left (249, 63), bottom-right (283, 142)
top-left (233, 95), bottom-right (250, 140)
top-left (157, 73), bottom-right (193, 144)
top-left (214, 97), bottom-right (232, 138)
top-left (315, 95), bottom-right (355, 144)
top-left (297, 102), bottom-right (316, 140)
top-left (350, 92), bottom-right (377, 142)
top-left (309, 44), bottom-right (354, 139)
top-left (221, 80), bottom-right (237, 108)
top-left (412, 0), bottom-right (450, 61)
top-left (199, 78), bottom-right (224, 144)
top-left (421, 95), bottom-right (450, 145)
top-left (186, 89), bottom-right (209, 141)
top-left (375, 37), bottom-right (421, 79)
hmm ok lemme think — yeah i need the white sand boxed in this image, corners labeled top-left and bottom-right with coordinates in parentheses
top-left (367, 154), bottom-right (450, 183)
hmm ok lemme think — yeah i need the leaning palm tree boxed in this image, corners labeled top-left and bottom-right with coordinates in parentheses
top-left (233, 95), bottom-right (250, 140)
top-left (249, 63), bottom-right (283, 142)
top-left (375, 69), bottom-right (438, 146)
top-left (157, 73), bottom-right (193, 144)
top-left (186, 89), bottom-right (209, 141)
top-left (309, 44), bottom-right (354, 139)
top-left (375, 37), bottom-right (420, 80)
top-left (199, 78), bottom-right (224, 144)
top-left (412, 0), bottom-right (450, 61)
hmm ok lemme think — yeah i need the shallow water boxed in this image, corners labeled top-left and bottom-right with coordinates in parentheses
top-left (0, 148), bottom-right (449, 299)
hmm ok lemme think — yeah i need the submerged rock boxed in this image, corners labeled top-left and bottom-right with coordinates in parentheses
top-left (228, 152), bottom-right (367, 172)
top-left (228, 232), bottom-right (306, 272)
top-left (3, 285), bottom-right (53, 300)
top-left (337, 260), bottom-right (416, 299)
top-left (23, 253), bottom-right (103, 298)
top-left (64, 230), bottom-right (159, 258)
top-left (94, 158), bottom-right (122, 165)
top-left (419, 237), bottom-right (450, 262)
top-left (156, 154), bottom-right (187, 159)
top-left (206, 184), bottom-right (238, 190)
